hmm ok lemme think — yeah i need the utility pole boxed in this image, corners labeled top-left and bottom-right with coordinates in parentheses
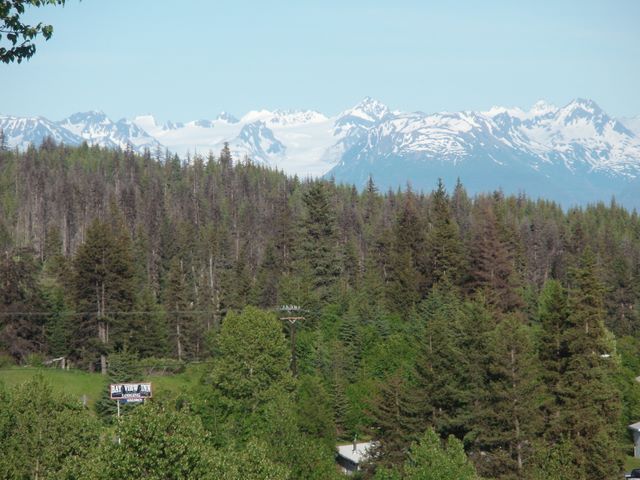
top-left (278, 305), bottom-right (305, 376)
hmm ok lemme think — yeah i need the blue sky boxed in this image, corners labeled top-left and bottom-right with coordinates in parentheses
top-left (2, 0), bottom-right (639, 121)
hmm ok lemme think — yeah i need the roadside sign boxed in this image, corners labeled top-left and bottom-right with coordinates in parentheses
top-left (110, 383), bottom-right (152, 400)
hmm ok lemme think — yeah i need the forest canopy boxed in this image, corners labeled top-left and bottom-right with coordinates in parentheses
top-left (0, 140), bottom-right (639, 479)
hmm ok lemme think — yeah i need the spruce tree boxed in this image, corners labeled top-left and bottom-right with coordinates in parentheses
top-left (467, 201), bottom-right (522, 314)
top-left (129, 286), bottom-right (169, 358)
top-left (537, 279), bottom-right (569, 438)
top-left (252, 242), bottom-right (280, 307)
top-left (299, 182), bottom-right (340, 301)
top-left (295, 375), bottom-right (336, 449)
top-left (0, 248), bottom-right (46, 362)
top-left (338, 301), bottom-right (363, 382)
top-left (0, 128), bottom-right (7, 151)
top-left (207, 306), bottom-right (292, 439)
top-left (557, 249), bottom-right (624, 478)
top-left (409, 283), bottom-right (471, 440)
top-left (471, 315), bottom-right (541, 479)
top-left (402, 428), bottom-right (479, 480)
top-left (71, 218), bottom-right (135, 373)
top-left (369, 372), bottom-right (420, 470)
top-left (386, 193), bottom-right (425, 312)
top-left (220, 142), bottom-right (232, 169)
top-left (163, 256), bottom-right (190, 361)
top-left (425, 179), bottom-right (466, 287)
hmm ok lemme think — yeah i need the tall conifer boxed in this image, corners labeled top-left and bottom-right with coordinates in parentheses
top-left (71, 218), bottom-right (135, 373)
top-left (425, 180), bottom-right (466, 287)
top-left (557, 249), bottom-right (623, 478)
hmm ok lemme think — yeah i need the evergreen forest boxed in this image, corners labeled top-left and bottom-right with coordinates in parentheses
top-left (1, 140), bottom-right (640, 479)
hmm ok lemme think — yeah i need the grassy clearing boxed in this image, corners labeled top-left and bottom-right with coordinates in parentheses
top-left (0, 367), bottom-right (103, 405)
top-left (0, 364), bottom-right (207, 408)
top-left (626, 456), bottom-right (640, 471)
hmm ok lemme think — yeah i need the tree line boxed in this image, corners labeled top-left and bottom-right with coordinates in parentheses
top-left (1, 140), bottom-right (640, 478)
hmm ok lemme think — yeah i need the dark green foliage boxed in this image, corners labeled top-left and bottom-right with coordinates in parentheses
top-left (403, 429), bottom-right (478, 480)
top-left (252, 242), bottom-right (281, 307)
top-left (0, 375), bottom-right (100, 479)
top-left (386, 193), bottom-right (426, 312)
top-left (206, 306), bottom-right (292, 440)
top-left (295, 374), bottom-right (336, 448)
top-left (555, 250), bottom-right (624, 478)
top-left (299, 182), bottom-right (341, 301)
top-left (0, 144), bottom-right (639, 478)
top-left (528, 440), bottom-right (581, 480)
top-left (409, 284), bottom-right (471, 440)
top-left (71, 217), bottom-right (135, 372)
top-left (163, 256), bottom-right (191, 361)
top-left (129, 286), bottom-right (169, 358)
top-left (0, 248), bottom-right (46, 361)
top-left (369, 372), bottom-right (420, 469)
top-left (0, 0), bottom-right (66, 63)
top-left (95, 403), bottom-right (217, 480)
top-left (537, 279), bottom-right (569, 438)
top-left (424, 179), bottom-right (467, 287)
top-left (257, 391), bottom-right (340, 480)
top-left (212, 440), bottom-right (290, 480)
top-left (471, 315), bottom-right (540, 479)
top-left (94, 351), bottom-right (142, 423)
top-left (467, 201), bottom-right (523, 313)
top-left (374, 429), bottom-right (478, 480)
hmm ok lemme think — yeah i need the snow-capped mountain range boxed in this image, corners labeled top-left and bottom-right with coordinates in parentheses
top-left (2, 98), bottom-right (640, 207)
top-left (0, 111), bottom-right (161, 153)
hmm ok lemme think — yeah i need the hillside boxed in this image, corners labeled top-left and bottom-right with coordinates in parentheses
top-left (0, 364), bottom-right (202, 408)
top-left (2, 143), bottom-right (640, 478)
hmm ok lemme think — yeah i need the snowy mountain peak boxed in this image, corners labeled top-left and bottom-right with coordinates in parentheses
top-left (55, 111), bottom-right (160, 153)
top-left (240, 109), bottom-right (327, 127)
top-left (216, 111), bottom-right (239, 124)
top-left (229, 121), bottom-right (285, 164)
top-left (568, 97), bottom-right (602, 112)
top-left (271, 109), bottom-right (328, 126)
top-left (3, 98), bottom-right (640, 207)
top-left (342, 96), bottom-right (390, 123)
top-left (529, 100), bottom-right (557, 117)
top-left (484, 105), bottom-right (527, 119)
top-left (484, 100), bottom-right (557, 120)
top-left (133, 115), bottom-right (158, 132)
top-left (0, 114), bottom-right (83, 148)
top-left (63, 110), bottom-right (110, 126)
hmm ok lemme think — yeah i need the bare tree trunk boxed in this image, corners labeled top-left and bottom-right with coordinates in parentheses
top-left (98, 282), bottom-right (107, 375)
top-left (208, 255), bottom-right (214, 331)
top-left (511, 347), bottom-right (522, 472)
top-left (176, 321), bottom-right (182, 362)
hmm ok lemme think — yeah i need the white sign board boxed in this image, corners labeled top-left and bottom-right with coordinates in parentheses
top-left (110, 383), bottom-right (152, 400)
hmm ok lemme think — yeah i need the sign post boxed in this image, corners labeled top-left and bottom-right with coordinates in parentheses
top-left (110, 382), bottom-right (153, 402)
top-left (110, 382), bottom-right (152, 420)
top-left (278, 305), bottom-right (305, 376)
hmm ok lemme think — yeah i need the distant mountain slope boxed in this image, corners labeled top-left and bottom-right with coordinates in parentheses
top-left (58, 111), bottom-right (161, 152)
top-left (2, 98), bottom-right (639, 207)
top-left (326, 98), bottom-right (640, 208)
top-left (0, 115), bottom-right (83, 149)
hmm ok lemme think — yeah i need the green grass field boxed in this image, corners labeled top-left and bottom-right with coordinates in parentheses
top-left (0, 364), bottom-right (206, 408)
top-left (626, 456), bottom-right (640, 471)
